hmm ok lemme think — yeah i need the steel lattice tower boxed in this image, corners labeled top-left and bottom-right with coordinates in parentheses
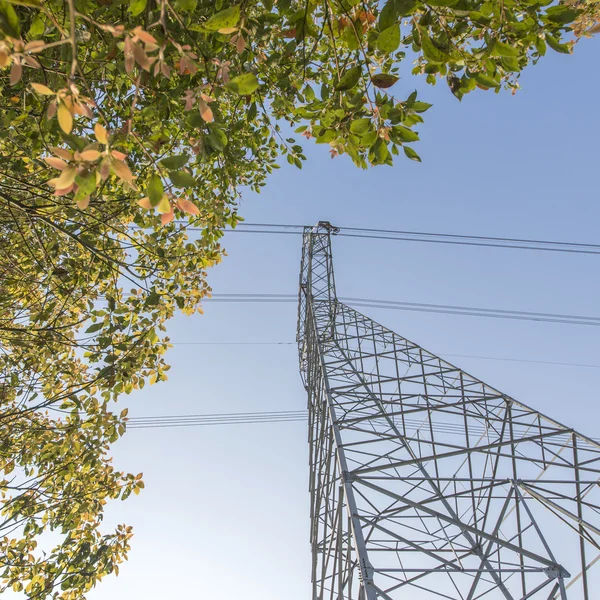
top-left (297, 222), bottom-right (600, 600)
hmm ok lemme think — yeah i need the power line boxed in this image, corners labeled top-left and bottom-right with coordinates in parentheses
top-left (340, 225), bottom-right (600, 251)
top-left (95, 292), bottom-right (600, 326)
top-left (173, 341), bottom-right (295, 345)
top-left (125, 410), bottom-right (599, 446)
top-left (127, 410), bottom-right (307, 429)
top-left (204, 293), bottom-right (600, 327)
top-left (168, 342), bottom-right (600, 369)
top-left (217, 223), bottom-right (600, 256)
top-left (149, 221), bottom-right (600, 254)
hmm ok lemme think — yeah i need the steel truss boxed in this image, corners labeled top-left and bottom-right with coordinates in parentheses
top-left (297, 222), bottom-right (600, 600)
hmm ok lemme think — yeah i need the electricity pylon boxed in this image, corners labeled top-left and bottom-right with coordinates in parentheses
top-left (297, 222), bottom-right (600, 600)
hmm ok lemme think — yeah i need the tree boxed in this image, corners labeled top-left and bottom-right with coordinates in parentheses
top-left (0, 0), bottom-right (597, 596)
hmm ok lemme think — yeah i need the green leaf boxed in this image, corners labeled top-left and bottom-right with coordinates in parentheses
top-left (474, 73), bottom-right (500, 88)
top-left (169, 170), bottom-right (196, 188)
top-left (546, 33), bottom-right (570, 54)
top-left (226, 73), bottom-right (259, 95)
top-left (391, 125), bottom-right (419, 143)
top-left (145, 291), bottom-right (160, 306)
top-left (403, 146), bottom-right (421, 162)
top-left (159, 155), bottom-right (189, 170)
top-left (204, 4), bottom-right (241, 31)
top-left (315, 129), bottom-right (335, 144)
top-left (28, 13), bottom-right (45, 37)
top-left (335, 66), bottom-right (362, 91)
top-left (379, 0), bottom-right (398, 31)
top-left (341, 25), bottom-right (360, 50)
top-left (544, 5), bottom-right (580, 25)
top-left (128, 0), bottom-right (147, 16)
top-left (0, 0), bottom-right (21, 38)
top-left (74, 171), bottom-right (96, 200)
top-left (419, 29), bottom-right (450, 64)
top-left (369, 138), bottom-right (390, 165)
top-left (146, 174), bottom-right (164, 207)
top-left (501, 56), bottom-right (520, 72)
top-left (426, 0), bottom-right (457, 6)
top-left (395, 0), bottom-right (416, 16)
top-left (85, 322), bottom-right (103, 334)
top-left (175, 0), bottom-right (197, 11)
top-left (206, 128), bottom-right (228, 151)
top-left (372, 73), bottom-right (399, 89)
top-left (412, 101), bottom-right (432, 112)
top-left (491, 40), bottom-right (520, 58)
top-left (534, 37), bottom-right (547, 56)
top-left (360, 130), bottom-right (378, 147)
top-left (3, 0), bottom-right (40, 6)
top-left (350, 118), bottom-right (371, 135)
top-left (376, 25), bottom-right (400, 53)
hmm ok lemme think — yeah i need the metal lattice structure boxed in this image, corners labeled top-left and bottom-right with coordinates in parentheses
top-left (297, 222), bottom-right (600, 600)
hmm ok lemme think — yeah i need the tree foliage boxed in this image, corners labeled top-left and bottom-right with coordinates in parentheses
top-left (0, 0), bottom-right (596, 596)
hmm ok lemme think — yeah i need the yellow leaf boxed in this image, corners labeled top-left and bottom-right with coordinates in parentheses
top-left (57, 102), bottom-right (73, 134)
top-left (111, 159), bottom-right (134, 182)
top-left (53, 184), bottom-right (74, 196)
top-left (76, 196), bottom-right (90, 209)
top-left (156, 195), bottom-right (171, 214)
top-left (79, 150), bottom-right (101, 161)
top-left (55, 166), bottom-right (77, 189)
top-left (218, 27), bottom-right (238, 34)
top-left (111, 150), bottom-right (127, 161)
top-left (94, 123), bottom-right (108, 144)
top-left (31, 82), bottom-right (54, 95)
top-left (44, 156), bottom-right (68, 170)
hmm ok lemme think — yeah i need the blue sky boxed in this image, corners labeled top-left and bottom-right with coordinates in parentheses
top-left (90, 37), bottom-right (599, 600)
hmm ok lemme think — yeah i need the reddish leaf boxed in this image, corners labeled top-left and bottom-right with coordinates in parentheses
top-left (44, 157), bottom-right (68, 170)
top-left (10, 62), bottom-right (22, 86)
top-left (177, 198), bottom-right (200, 216)
top-left (161, 212), bottom-right (175, 225)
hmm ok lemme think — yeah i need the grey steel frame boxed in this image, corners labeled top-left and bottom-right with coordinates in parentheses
top-left (297, 222), bottom-right (600, 600)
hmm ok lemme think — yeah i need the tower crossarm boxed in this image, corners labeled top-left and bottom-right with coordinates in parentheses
top-left (297, 222), bottom-right (600, 600)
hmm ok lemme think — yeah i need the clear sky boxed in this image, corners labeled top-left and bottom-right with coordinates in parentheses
top-left (89, 37), bottom-right (600, 600)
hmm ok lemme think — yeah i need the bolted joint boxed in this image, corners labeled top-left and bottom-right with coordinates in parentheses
top-left (343, 470), bottom-right (356, 483)
top-left (543, 566), bottom-right (571, 580)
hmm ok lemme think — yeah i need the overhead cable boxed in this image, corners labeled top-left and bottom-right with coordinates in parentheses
top-left (168, 342), bottom-right (600, 369)
top-left (218, 223), bottom-right (600, 256)
top-left (126, 410), bottom-right (599, 446)
top-left (204, 293), bottom-right (600, 327)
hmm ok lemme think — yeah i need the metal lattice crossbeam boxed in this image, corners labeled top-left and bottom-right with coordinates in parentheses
top-left (297, 222), bottom-right (600, 600)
